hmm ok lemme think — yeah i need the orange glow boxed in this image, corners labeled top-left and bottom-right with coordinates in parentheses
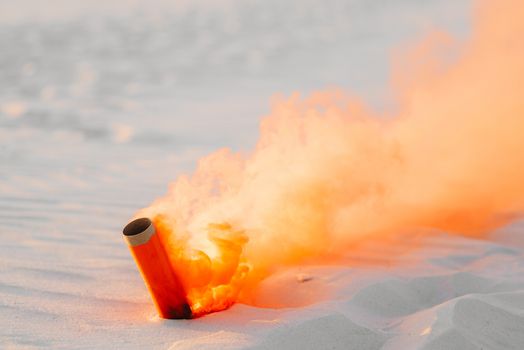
top-left (137, 0), bottom-right (524, 316)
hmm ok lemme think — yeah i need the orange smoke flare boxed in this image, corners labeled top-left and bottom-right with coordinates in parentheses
top-left (123, 218), bottom-right (191, 319)
top-left (132, 0), bottom-right (524, 316)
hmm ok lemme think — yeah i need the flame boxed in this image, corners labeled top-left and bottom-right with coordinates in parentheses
top-left (137, 0), bottom-right (524, 316)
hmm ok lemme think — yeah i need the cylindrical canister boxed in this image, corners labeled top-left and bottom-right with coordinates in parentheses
top-left (123, 217), bottom-right (192, 319)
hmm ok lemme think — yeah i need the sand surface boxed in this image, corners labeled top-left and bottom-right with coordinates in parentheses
top-left (2, 1), bottom-right (524, 349)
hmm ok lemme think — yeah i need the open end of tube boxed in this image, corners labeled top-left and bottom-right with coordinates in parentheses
top-left (123, 217), bottom-right (152, 236)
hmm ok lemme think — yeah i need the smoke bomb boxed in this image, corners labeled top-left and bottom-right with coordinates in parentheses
top-left (123, 218), bottom-right (192, 319)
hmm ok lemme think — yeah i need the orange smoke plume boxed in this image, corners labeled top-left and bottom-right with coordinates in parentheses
top-left (137, 0), bottom-right (524, 317)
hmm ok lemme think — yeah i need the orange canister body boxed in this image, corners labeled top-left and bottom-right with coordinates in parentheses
top-left (123, 218), bottom-right (191, 319)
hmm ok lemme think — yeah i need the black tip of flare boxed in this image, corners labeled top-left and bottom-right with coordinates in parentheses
top-left (123, 217), bottom-right (152, 236)
top-left (180, 303), bottom-right (193, 320)
top-left (162, 303), bottom-right (193, 320)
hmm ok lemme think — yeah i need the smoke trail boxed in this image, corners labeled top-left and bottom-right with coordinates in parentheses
top-left (138, 0), bottom-right (524, 315)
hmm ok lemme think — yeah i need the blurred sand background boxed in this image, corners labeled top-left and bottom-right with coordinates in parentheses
top-left (2, 1), bottom-right (524, 349)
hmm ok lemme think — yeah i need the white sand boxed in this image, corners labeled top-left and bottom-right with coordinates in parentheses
top-left (3, 0), bottom-right (524, 349)
top-left (3, 223), bottom-right (524, 349)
